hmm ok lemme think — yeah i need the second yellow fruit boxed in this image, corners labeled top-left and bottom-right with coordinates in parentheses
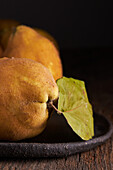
top-left (34, 28), bottom-right (59, 50)
top-left (0, 19), bottom-right (20, 49)
top-left (3, 25), bottom-right (63, 81)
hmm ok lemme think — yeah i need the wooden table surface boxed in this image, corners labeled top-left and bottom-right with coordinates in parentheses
top-left (0, 48), bottom-right (113, 170)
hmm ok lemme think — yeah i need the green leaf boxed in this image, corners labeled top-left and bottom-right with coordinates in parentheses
top-left (56, 77), bottom-right (94, 140)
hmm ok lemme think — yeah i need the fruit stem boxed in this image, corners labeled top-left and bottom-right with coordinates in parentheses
top-left (49, 101), bottom-right (63, 114)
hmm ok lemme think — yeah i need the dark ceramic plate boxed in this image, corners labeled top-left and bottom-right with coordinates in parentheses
top-left (0, 112), bottom-right (112, 158)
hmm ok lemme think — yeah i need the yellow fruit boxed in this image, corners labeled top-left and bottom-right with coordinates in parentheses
top-left (34, 28), bottom-right (59, 50)
top-left (0, 19), bottom-right (20, 49)
top-left (3, 25), bottom-right (63, 81)
top-left (0, 57), bottom-right (58, 141)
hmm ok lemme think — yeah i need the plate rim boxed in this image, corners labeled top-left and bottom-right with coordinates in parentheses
top-left (0, 112), bottom-right (112, 158)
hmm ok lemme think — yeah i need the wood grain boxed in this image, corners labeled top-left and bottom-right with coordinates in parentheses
top-left (0, 48), bottom-right (113, 170)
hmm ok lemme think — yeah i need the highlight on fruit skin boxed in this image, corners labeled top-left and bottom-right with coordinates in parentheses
top-left (0, 57), bottom-right (58, 141)
top-left (3, 25), bottom-right (63, 81)
top-left (34, 28), bottom-right (59, 50)
top-left (0, 19), bottom-right (20, 50)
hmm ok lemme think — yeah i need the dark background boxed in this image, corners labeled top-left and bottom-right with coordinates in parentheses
top-left (0, 0), bottom-right (113, 49)
top-left (0, 0), bottom-right (113, 93)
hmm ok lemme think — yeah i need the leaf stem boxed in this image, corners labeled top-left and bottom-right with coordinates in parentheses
top-left (49, 101), bottom-right (63, 114)
top-left (49, 101), bottom-right (87, 115)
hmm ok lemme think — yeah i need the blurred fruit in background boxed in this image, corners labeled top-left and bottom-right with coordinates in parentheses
top-left (3, 25), bottom-right (63, 81)
top-left (0, 19), bottom-right (20, 50)
top-left (34, 28), bottom-right (59, 50)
